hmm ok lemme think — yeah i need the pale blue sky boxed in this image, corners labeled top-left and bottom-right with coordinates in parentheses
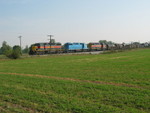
top-left (0, 0), bottom-right (150, 47)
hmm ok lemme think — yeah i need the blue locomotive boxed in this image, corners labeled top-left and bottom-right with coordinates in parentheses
top-left (63, 43), bottom-right (88, 52)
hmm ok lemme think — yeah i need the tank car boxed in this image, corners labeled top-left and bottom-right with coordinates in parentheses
top-left (106, 44), bottom-right (116, 50)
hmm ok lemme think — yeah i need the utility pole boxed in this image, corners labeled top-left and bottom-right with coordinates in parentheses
top-left (47, 35), bottom-right (53, 53)
top-left (18, 36), bottom-right (22, 54)
top-left (47, 35), bottom-right (53, 43)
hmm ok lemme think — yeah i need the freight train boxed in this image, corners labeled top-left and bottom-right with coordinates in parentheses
top-left (29, 41), bottom-right (148, 55)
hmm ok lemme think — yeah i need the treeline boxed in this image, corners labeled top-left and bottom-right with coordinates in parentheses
top-left (99, 40), bottom-right (150, 47)
top-left (0, 41), bottom-right (29, 59)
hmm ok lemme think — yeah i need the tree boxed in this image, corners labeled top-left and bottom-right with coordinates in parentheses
top-left (99, 40), bottom-right (115, 44)
top-left (11, 45), bottom-right (21, 59)
top-left (1, 41), bottom-right (12, 56)
top-left (0, 48), bottom-right (2, 54)
top-left (22, 45), bottom-right (29, 54)
top-left (107, 41), bottom-right (114, 44)
top-left (0, 41), bottom-right (21, 59)
top-left (99, 40), bottom-right (107, 44)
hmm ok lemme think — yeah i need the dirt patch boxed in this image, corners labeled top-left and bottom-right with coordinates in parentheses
top-left (0, 72), bottom-right (143, 89)
top-left (0, 98), bottom-right (36, 113)
top-left (110, 56), bottom-right (130, 59)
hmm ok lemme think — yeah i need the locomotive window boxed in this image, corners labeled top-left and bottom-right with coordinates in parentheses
top-left (40, 43), bottom-right (44, 46)
top-left (44, 43), bottom-right (49, 45)
top-left (56, 43), bottom-right (61, 45)
top-left (45, 44), bottom-right (49, 46)
top-left (35, 44), bottom-right (40, 46)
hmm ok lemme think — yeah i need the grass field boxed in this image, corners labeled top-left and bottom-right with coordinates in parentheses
top-left (0, 49), bottom-right (150, 113)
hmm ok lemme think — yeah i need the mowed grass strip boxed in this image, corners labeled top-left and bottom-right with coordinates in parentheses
top-left (0, 74), bottom-right (149, 113)
top-left (0, 49), bottom-right (150, 112)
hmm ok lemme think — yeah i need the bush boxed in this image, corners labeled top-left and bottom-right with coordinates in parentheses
top-left (5, 49), bottom-right (13, 58)
top-left (10, 50), bottom-right (21, 59)
top-left (5, 45), bottom-right (21, 59)
top-left (0, 42), bottom-right (21, 59)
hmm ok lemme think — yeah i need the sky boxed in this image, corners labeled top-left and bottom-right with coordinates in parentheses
top-left (0, 0), bottom-right (150, 48)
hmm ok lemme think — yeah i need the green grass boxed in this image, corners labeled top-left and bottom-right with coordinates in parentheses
top-left (0, 49), bottom-right (150, 112)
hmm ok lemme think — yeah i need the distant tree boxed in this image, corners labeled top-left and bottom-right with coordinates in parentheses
top-left (99, 40), bottom-right (107, 44)
top-left (99, 40), bottom-right (115, 44)
top-left (132, 42), bottom-right (140, 45)
top-left (1, 41), bottom-right (12, 56)
top-left (10, 45), bottom-right (21, 59)
top-left (107, 41), bottom-right (115, 44)
top-left (22, 45), bottom-right (29, 54)
top-left (0, 48), bottom-right (2, 54)
top-left (0, 41), bottom-right (21, 59)
top-left (13, 45), bottom-right (21, 52)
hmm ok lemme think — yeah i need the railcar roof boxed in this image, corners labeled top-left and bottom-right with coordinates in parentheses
top-left (33, 42), bottom-right (61, 45)
top-left (64, 42), bottom-right (86, 44)
top-left (89, 42), bottom-right (101, 44)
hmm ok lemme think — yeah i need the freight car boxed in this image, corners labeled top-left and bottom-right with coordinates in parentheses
top-left (87, 42), bottom-right (107, 51)
top-left (102, 43), bottom-right (107, 50)
top-left (106, 43), bottom-right (116, 50)
top-left (88, 43), bottom-right (102, 51)
top-left (114, 44), bottom-right (124, 50)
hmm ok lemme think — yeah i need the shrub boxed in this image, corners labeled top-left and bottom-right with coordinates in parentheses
top-left (5, 49), bottom-right (13, 58)
top-left (10, 50), bottom-right (21, 59)
top-left (5, 45), bottom-right (21, 59)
